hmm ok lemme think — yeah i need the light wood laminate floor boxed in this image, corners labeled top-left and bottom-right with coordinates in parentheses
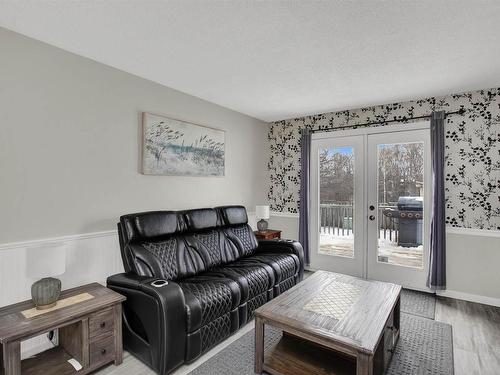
top-left (97, 291), bottom-right (500, 375)
top-left (435, 297), bottom-right (500, 375)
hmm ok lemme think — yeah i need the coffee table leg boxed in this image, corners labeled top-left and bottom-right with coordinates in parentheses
top-left (356, 352), bottom-right (373, 375)
top-left (254, 316), bottom-right (264, 374)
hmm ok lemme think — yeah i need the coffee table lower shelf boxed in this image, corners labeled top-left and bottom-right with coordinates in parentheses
top-left (254, 272), bottom-right (402, 375)
top-left (263, 334), bottom-right (356, 375)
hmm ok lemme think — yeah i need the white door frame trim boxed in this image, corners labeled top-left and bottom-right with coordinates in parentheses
top-left (309, 121), bottom-right (431, 288)
top-left (366, 128), bottom-right (431, 290)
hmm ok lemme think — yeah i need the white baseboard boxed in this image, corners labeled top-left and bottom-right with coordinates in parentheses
top-left (436, 289), bottom-right (500, 307)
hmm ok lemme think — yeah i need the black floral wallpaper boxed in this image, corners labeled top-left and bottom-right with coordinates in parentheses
top-left (268, 88), bottom-right (500, 230)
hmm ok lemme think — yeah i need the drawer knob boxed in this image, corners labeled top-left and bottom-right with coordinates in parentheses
top-left (101, 348), bottom-right (107, 355)
top-left (100, 322), bottom-right (106, 328)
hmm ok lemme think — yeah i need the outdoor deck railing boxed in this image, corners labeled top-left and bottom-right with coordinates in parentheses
top-left (319, 203), bottom-right (399, 241)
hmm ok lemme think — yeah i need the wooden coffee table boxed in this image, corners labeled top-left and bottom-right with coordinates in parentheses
top-left (254, 271), bottom-right (401, 375)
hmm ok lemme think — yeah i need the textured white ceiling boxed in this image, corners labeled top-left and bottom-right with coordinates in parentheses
top-left (1, 1), bottom-right (500, 122)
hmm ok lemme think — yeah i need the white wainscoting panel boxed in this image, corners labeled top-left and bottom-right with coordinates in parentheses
top-left (0, 218), bottom-right (259, 358)
top-left (0, 230), bottom-right (124, 357)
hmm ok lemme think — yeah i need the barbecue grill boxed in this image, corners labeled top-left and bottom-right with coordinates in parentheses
top-left (382, 196), bottom-right (423, 247)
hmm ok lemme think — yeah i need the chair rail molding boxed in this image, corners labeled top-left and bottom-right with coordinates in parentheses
top-left (445, 227), bottom-right (500, 238)
top-left (270, 210), bottom-right (300, 218)
top-left (0, 229), bottom-right (124, 307)
top-left (0, 229), bottom-right (118, 252)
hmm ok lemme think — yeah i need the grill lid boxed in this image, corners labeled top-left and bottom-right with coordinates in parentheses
top-left (397, 196), bottom-right (423, 211)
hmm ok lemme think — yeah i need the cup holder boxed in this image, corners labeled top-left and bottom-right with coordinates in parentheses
top-left (151, 280), bottom-right (169, 288)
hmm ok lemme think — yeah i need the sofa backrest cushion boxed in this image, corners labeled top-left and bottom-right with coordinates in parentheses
top-left (217, 205), bottom-right (248, 226)
top-left (184, 208), bottom-right (220, 231)
top-left (126, 236), bottom-right (207, 280)
top-left (184, 228), bottom-right (241, 269)
top-left (118, 206), bottom-right (259, 279)
top-left (120, 211), bottom-right (186, 243)
top-left (223, 225), bottom-right (259, 257)
top-left (217, 206), bottom-right (258, 256)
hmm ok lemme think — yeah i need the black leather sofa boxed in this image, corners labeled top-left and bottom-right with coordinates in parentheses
top-left (107, 205), bottom-right (304, 375)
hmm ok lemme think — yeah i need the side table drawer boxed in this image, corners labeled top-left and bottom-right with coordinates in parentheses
top-left (90, 334), bottom-right (115, 366)
top-left (89, 307), bottom-right (114, 338)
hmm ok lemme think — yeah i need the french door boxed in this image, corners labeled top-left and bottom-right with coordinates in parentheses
top-left (310, 124), bottom-right (430, 290)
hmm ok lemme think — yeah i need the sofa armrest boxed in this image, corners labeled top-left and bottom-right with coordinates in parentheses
top-left (107, 273), bottom-right (186, 375)
top-left (256, 239), bottom-right (304, 278)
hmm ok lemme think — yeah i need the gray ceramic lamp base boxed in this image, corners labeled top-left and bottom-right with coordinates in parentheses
top-left (31, 277), bottom-right (61, 310)
top-left (257, 219), bottom-right (269, 232)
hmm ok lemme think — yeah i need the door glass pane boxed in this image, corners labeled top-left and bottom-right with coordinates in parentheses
top-left (319, 146), bottom-right (355, 258)
top-left (376, 143), bottom-right (424, 268)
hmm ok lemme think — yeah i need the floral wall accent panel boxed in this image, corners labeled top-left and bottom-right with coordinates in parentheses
top-left (267, 88), bottom-right (500, 230)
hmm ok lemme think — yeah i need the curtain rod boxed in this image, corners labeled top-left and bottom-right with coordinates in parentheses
top-left (308, 107), bottom-right (465, 134)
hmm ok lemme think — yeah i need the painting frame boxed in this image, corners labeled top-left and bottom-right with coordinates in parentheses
top-left (141, 112), bottom-right (226, 177)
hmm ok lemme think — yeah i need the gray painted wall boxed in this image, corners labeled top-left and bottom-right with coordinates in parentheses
top-left (0, 28), bottom-right (269, 243)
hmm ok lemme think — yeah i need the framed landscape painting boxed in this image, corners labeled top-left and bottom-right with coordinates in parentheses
top-left (142, 112), bottom-right (225, 176)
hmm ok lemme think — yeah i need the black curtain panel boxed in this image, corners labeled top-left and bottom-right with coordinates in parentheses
top-left (427, 111), bottom-right (447, 290)
top-left (299, 128), bottom-right (311, 265)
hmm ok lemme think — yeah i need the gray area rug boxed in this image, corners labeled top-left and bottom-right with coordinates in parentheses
top-left (188, 313), bottom-right (453, 375)
top-left (401, 288), bottom-right (436, 319)
top-left (387, 314), bottom-right (453, 375)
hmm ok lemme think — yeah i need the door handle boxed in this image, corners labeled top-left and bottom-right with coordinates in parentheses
top-left (369, 215), bottom-right (375, 221)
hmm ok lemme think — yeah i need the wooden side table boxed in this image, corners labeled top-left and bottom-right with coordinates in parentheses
top-left (0, 283), bottom-right (125, 375)
top-left (254, 230), bottom-right (281, 240)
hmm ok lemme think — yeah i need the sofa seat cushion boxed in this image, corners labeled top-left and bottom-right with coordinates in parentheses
top-left (211, 262), bottom-right (274, 301)
top-left (246, 253), bottom-right (300, 283)
top-left (200, 312), bottom-right (232, 351)
top-left (278, 274), bottom-right (297, 294)
top-left (179, 276), bottom-right (240, 333)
